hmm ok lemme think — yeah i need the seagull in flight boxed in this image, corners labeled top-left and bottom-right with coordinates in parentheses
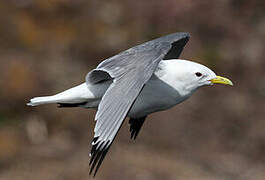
top-left (27, 32), bottom-right (233, 176)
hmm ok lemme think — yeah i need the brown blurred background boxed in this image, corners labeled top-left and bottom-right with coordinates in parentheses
top-left (0, 0), bottom-right (264, 179)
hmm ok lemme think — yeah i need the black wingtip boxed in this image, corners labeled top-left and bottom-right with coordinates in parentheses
top-left (129, 116), bottom-right (146, 140)
top-left (89, 138), bottom-right (110, 177)
top-left (93, 146), bottom-right (110, 177)
top-left (165, 32), bottom-right (190, 41)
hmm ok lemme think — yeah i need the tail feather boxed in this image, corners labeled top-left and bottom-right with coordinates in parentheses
top-left (27, 82), bottom-right (99, 107)
top-left (27, 96), bottom-right (58, 106)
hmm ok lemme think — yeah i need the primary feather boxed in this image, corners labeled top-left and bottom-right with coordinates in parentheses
top-left (86, 33), bottom-right (189, 175)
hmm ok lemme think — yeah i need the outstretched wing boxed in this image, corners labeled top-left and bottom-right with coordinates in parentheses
top-left (87, 32), bottom-right (190, 176)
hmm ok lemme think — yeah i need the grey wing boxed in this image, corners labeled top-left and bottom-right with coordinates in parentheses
top-left (87, 32), bottom-right (190, 176)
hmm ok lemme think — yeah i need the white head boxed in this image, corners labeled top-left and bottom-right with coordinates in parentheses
top-left (163, 59), bottom-right (233, 96)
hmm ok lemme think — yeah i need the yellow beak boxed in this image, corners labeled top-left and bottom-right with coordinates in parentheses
top-left (210, 76), bottom-right (233, 86)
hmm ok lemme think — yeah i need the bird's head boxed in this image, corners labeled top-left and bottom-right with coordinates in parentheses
top-left (165, 60), bottom-right (233, 95)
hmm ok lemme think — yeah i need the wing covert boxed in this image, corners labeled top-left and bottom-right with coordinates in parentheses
top-left (88, 32), bottom-right (190, 176)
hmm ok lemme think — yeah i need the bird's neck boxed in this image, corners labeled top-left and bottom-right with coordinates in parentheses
top-left (155, 60), bottom-right (197, 98)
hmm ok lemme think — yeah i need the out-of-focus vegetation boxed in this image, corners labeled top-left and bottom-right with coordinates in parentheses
top-left (0, 0), bottom-right (264, 179)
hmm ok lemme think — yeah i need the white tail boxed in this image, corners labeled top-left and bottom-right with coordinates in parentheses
top-left (27, 96), bottom-right (59, 106)
top-left (27, 83), bottom-right (97, 107)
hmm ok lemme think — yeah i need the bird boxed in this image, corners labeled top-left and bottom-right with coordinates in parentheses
top-left (27, 32), bottom-right (233, 176)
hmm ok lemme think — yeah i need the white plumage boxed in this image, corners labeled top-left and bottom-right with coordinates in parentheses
top-left (27, 33), bottom-right (233, 176)
top-left (27, 60), bottom-right (217, 116)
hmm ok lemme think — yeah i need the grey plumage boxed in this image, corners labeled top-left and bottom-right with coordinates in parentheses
top-left (87, 32), bottom-right (190, 175)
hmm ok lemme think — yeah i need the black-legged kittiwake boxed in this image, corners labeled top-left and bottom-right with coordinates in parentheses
top-left (27, 32), bottom-right (233, 176)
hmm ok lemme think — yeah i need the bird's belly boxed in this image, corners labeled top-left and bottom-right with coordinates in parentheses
top-left (128, 78), bottom-right (185, 118)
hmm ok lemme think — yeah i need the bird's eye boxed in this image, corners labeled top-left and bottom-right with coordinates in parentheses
top-left (195, 72), bottom-right (202, 77)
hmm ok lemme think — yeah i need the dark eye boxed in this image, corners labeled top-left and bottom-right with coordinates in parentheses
top-left (195, 72), bottom-right (202, 77)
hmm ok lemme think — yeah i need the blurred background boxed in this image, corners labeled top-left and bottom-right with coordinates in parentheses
top-left (0, 0), bottom-right (264, 179)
